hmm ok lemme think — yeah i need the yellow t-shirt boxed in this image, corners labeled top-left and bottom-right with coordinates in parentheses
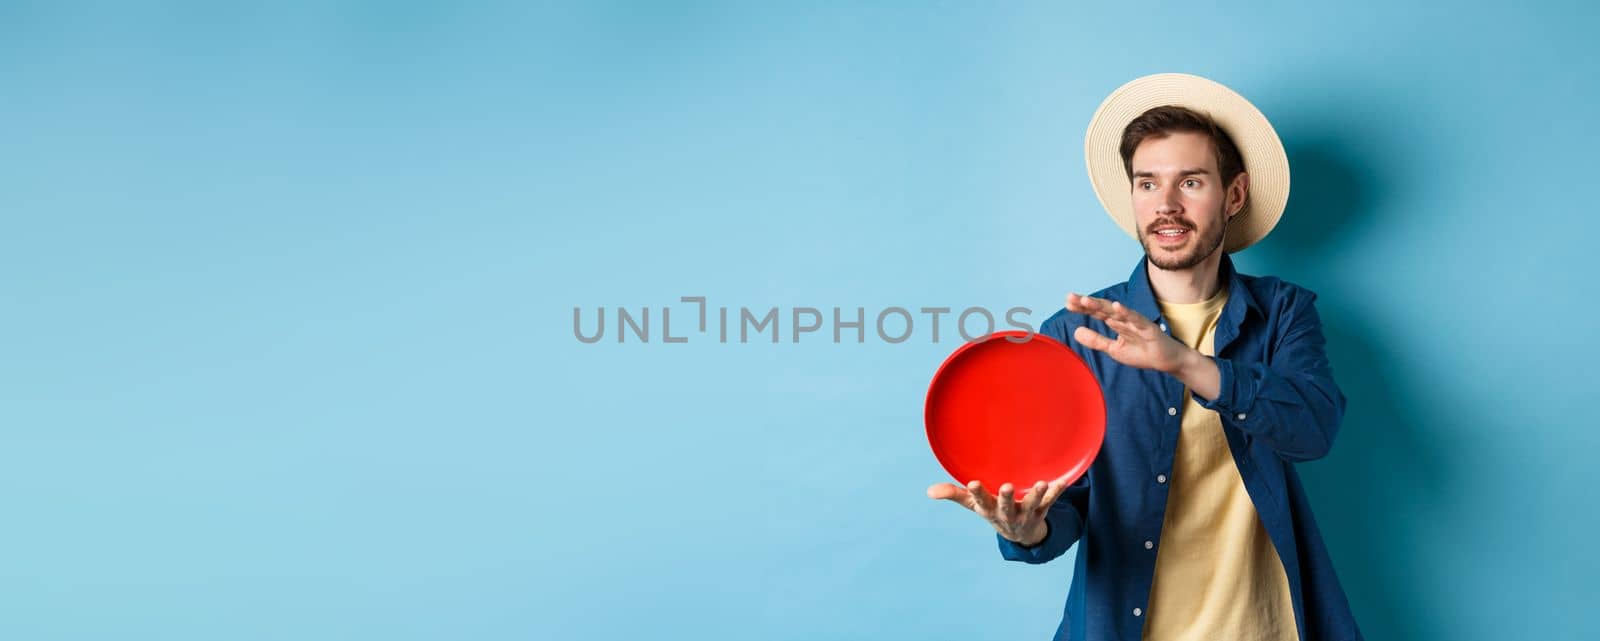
top-left (1142, 285), bottom-right (1298, 641)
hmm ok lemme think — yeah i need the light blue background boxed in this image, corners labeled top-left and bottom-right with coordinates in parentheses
top-left (3, 2), bottom-right (1595, 640)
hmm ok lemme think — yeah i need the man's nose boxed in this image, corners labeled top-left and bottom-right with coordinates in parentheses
top-left (1155, 187), bottom-right (1182, 214)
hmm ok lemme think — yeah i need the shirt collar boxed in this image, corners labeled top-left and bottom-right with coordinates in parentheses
top-left (1124, 252), bottom-right (1262, 328)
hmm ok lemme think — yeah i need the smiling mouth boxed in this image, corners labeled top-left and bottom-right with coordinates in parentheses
top-left (1151, 228), bottom-right (1190, 245)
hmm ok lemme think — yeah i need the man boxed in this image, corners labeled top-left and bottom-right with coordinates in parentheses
top-left (927, 74), bottom-right (1362, 641)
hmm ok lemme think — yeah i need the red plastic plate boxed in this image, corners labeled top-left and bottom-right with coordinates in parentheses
top-left (924, 330), bottom-right (1106, 498)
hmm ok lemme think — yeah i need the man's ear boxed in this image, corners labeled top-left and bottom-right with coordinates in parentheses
top-left (1228, 172), bottom-right (1250, 218)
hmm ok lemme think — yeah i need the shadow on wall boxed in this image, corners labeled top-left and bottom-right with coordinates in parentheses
top-left (1251, 139), bottom-right (1463, 641)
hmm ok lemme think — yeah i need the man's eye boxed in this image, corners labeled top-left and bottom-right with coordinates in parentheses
top-left (1183, 179), bottom-right (1199, 188)
top-left (1140, 182), bottom-right (1154, 190)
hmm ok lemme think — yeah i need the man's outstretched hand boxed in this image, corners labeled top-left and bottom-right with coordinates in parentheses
top-left (1065, 292), bottom-right (1222, 400)
top-left (927, 477), bottom-right (1072, 547)
top-left (1065, 292), bottom-right (1194, 375)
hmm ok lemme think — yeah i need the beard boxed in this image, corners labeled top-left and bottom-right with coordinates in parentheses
top-left (1139, 210), bottom-right (1229, 271)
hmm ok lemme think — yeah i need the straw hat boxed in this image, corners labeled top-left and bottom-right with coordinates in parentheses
top-left (1084, 73), bottom-right (1289, 253)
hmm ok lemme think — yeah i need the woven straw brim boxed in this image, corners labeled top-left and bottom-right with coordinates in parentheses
top-left (1083, 73), bottom-right (1289, 254)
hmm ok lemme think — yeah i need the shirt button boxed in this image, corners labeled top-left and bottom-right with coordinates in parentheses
top-left (1236, 413), bottom-right (1247, 420)
top-left (1133, 607), bottom-right (1143, 617)
top-left (1144, 540), bottom-right (1154, 549)
top-left (1167, 407), bottom-right (1177, 416)
top-left (1159, 323), bottom-right (1167, 332)
top-left (1157, 474), bottom-right (1167, 484)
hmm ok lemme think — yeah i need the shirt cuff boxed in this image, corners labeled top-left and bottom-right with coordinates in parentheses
top-left (1192, 356), bottom-right (1254, 416)
top-left (996, 514), bottom-right (1075, 564)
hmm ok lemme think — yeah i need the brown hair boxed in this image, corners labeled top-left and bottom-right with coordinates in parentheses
top-left (1118, 105), bottom-right (1245, 188)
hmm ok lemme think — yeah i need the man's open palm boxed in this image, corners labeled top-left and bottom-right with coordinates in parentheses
top-left (927, 477), bottom-right (1072, 546)
top-left (1066, 293), bottom-right (1189, 374)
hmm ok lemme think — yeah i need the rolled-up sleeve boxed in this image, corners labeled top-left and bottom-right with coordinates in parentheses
top-left (1193, 287), bottom-right (1347, 462)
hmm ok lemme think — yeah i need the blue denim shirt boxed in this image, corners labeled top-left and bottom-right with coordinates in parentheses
top-left (997, 253), bottom-right (1362, 641)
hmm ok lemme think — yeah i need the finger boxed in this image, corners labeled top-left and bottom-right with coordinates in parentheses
top-left (997, 483), bottom-right (1017, 521)
top-left (1070, 294), bottom-right (1113, 321)
top-left (1066, 292), bottom-right (1092, 312)
top-left (1091, 299), bottom-right (1137, 326)
top-left (926, 482), bottom-right (975, 511)
top-left (1109, 300), bottom-right (1152, 326)
top-left (1104, 316), bottom-right (1142, 336)
top-left (1067, 292), bottom-right (1103, 314)
top-left (1036, 478), bottom-right (1071, 510)
top-left (967, 480), bottom-right (996, 516)
top-left (1018, 480), bottom-right (1048, 514)
top-left (1105, 318), bottom-right (1153, 343)
top-left (1074, 325), bottom-right (1116, 352)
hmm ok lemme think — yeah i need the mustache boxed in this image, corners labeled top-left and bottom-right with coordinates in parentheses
top-left (1145, 218), bottom-right (1195, 234)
